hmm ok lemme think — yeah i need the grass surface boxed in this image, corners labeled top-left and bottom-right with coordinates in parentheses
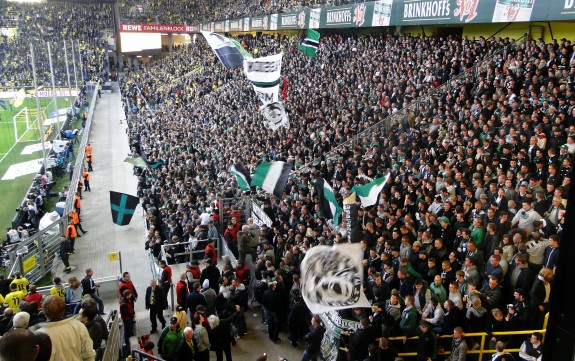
top-left (0, 95), bottom-right (77, 230)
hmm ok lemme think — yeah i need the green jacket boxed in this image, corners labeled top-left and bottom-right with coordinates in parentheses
top-left (158, 325), bottom-right (182, 360)
top-left (399, 306), bottom-right (418, 336)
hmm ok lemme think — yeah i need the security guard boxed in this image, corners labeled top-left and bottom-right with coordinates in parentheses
top-left (69, 209), bottom-right (87, 236)
top-left (86, 152), bottom-right (93, 171)
top-left (74, 191), bottom-right (82, 215)
top-left (83, 170), bottom-right (91, 192)
top-left (66, 215), bottom-right (78, 253)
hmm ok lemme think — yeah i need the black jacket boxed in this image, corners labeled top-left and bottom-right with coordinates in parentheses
top-left (262, 288), bottom-right (283, 313)
top-left (348, 325), bottom-right (376, 360)
top-left (200, 265), bottom-right (221, 292)
top-left (145, 286), bottom-right (166, 309)
top-left (303, 325), bottom-right (326, 354)
top-left (208, 312), bottom-right (238, 350)
top-left (175, 337), bottom-right (196, 361)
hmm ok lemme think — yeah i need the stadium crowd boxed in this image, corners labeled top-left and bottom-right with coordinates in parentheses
top-left (122, 30), bottom-right (574, 360)
top-left (119, 0), bottom-right (362, 24)
top-left (0, 1), bottom-right (112, 89)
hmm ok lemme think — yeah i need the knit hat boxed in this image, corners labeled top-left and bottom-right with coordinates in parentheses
top-left (256, 353), bottom-right (268, 361)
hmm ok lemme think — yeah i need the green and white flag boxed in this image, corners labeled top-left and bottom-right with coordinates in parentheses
top-left (299, 29), bottom-right (320, 58)
top-left (250, 161), bottom-right (292, 198)
top-left (351, 174), bottom-right (389, 207)
top-left (314, 177), bottom-right (342, 225)
top-left (230, 163), bottom-right (252, 192)
top-left (201, 31), bottom-right (252, 69)
top-left (243, 52), bottom-right (283, 105)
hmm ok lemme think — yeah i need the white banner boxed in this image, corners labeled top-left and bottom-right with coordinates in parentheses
top-left (300, 243), bottom-right (371, 314)
top-left (260, 101), bottom-right (289, 131)
top-left (243, 52), bottom-right (282, 105)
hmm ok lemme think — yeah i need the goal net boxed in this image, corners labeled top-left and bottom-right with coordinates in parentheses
top-left (12, 107), bottom-right (41, 143)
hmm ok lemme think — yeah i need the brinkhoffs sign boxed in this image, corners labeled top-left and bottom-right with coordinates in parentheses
top-left (120, 0), bottom-right (573, 34)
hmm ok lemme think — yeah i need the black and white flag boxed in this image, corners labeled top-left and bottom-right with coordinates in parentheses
top-left (244, 52), bottom-right (282, 105)
top-left (300, 243), bottom-right (371, 313)
top-left (260, 101), bottom-right (289, 131)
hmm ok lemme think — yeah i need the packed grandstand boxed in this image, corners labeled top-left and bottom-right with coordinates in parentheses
top-left (0, 0), bottom-right (573, 360)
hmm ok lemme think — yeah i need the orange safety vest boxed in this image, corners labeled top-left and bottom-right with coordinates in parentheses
top-left (69, 212), bottom-right (79, 225)
top-left (83, 171), bottom-right (90, 181)
top-left (85, 145), bottom-right (92, 155)
top-left (74, 195), bottom-right (81, 209)
top-left (66, 224), bottom-right (77, 238)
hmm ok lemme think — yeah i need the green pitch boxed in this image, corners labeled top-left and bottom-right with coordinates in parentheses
top-left (0, 96), bottom-right (75, 230)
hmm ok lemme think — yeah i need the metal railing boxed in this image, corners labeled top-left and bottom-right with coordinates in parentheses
top-left (6, 82), bottom-right (99, 284)
top-left (101, 310), bottom-right (121, 361)
top-left (131, 349), bottom-right (164, 361)
top-left (372, 312), bottom-right (550, 360)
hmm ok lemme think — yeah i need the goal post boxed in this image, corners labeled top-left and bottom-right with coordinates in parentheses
top-left (12, 107), bottom-right (41, 143)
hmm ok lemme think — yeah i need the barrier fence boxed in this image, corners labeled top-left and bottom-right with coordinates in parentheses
top-left (5, 82), bottom-right (99, 284)
top-left (337, 313), bottom-right (549, 360)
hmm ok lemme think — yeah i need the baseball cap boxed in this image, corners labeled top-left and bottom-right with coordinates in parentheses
top-left (170, 317), bottom-right (178, 324)
top-left (440, 216), bottom-right (450, 224)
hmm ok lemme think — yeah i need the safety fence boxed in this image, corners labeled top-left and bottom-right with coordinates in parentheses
top-left (338, 313), bottom-right (549, 360)
top-left (102, 310), bottom-right (121, 361)
top-left (5, 82), bottom-right (99, 284)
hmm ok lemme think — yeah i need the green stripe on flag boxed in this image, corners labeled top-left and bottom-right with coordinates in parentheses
top-left (250, 79), bottom-right (281, 88)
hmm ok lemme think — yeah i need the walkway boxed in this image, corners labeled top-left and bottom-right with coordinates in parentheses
top-left (60, 87), bottom-right (304, 361)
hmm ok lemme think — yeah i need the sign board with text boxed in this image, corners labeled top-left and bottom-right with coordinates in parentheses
top-left (119, 0), bottom-right (575, 34)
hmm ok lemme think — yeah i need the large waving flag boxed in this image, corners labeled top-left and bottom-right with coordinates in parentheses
top-left (299, 29), bottom-right (320, 58)
top-left (201, 31), bottom-right (252, 69)
top-left (244, 52), bottom-right (283, 105)
top-left (250, 161), bottom-right (292, 198)
top-left (230, 163), bottom-right (252, 192)
top-left (300, 243), bottom-right (371, 313)
top-left (351, 174), bottom-right (389, 207)
top-left (314, 177), bottom-right (342, 225)
top-left (110, 191), bottom-right (139, 226)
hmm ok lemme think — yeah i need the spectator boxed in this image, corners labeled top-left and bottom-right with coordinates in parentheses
top-left (36, 295), bottom-right (95, 361)
top-left (447, 326), bottom-right (468, 361)
top-left (158, 317), bottom-right (183, 361)
top-left (145, 280), bottom-right (167, 333)
top-left (300, 315), bottom-right (326, 361)
top-left (518, 332), bottom-right (543, 361)
top-left (81, 268), bottom-right (104, 315)
top-left (0, 329), bottom-right (39, 361)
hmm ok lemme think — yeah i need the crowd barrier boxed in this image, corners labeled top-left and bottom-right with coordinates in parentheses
top-left (5, 82), bottom-right (99, 284)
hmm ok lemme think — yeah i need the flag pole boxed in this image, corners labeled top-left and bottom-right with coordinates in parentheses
top-left (70, 39), bottom-right (78, 90)
top-left (30, 44), bottom-right (48, 172)
top-left (77, 39), bottom-right (84, 86)
top-left (63, 39), bottom-right (73, 106)
top-left (47, 42), bottom-right (62, 135)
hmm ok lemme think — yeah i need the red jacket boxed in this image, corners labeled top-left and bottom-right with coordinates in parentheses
top-left (205, 244), bottom-right (217, 263)
top-left (118, 278), bottom-right (138, 299)
top-left (175, 280), bottom-right (188, 305)
top-left (120, 297), bottom-right (135, 321)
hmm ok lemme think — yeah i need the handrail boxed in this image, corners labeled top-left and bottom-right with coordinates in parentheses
top-left (131, 349), bottom-right (164, 361)
top-left (377, 312), bottom-right (549, 359)
top-left (35, 275), bottom-right (120, 293)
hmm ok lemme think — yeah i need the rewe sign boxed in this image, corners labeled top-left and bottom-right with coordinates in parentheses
top-left (119, 24), bottom-right (194, 33)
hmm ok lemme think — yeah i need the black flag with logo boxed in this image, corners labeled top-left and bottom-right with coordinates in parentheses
top-left (110, 191), bottom-right (139, 226)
